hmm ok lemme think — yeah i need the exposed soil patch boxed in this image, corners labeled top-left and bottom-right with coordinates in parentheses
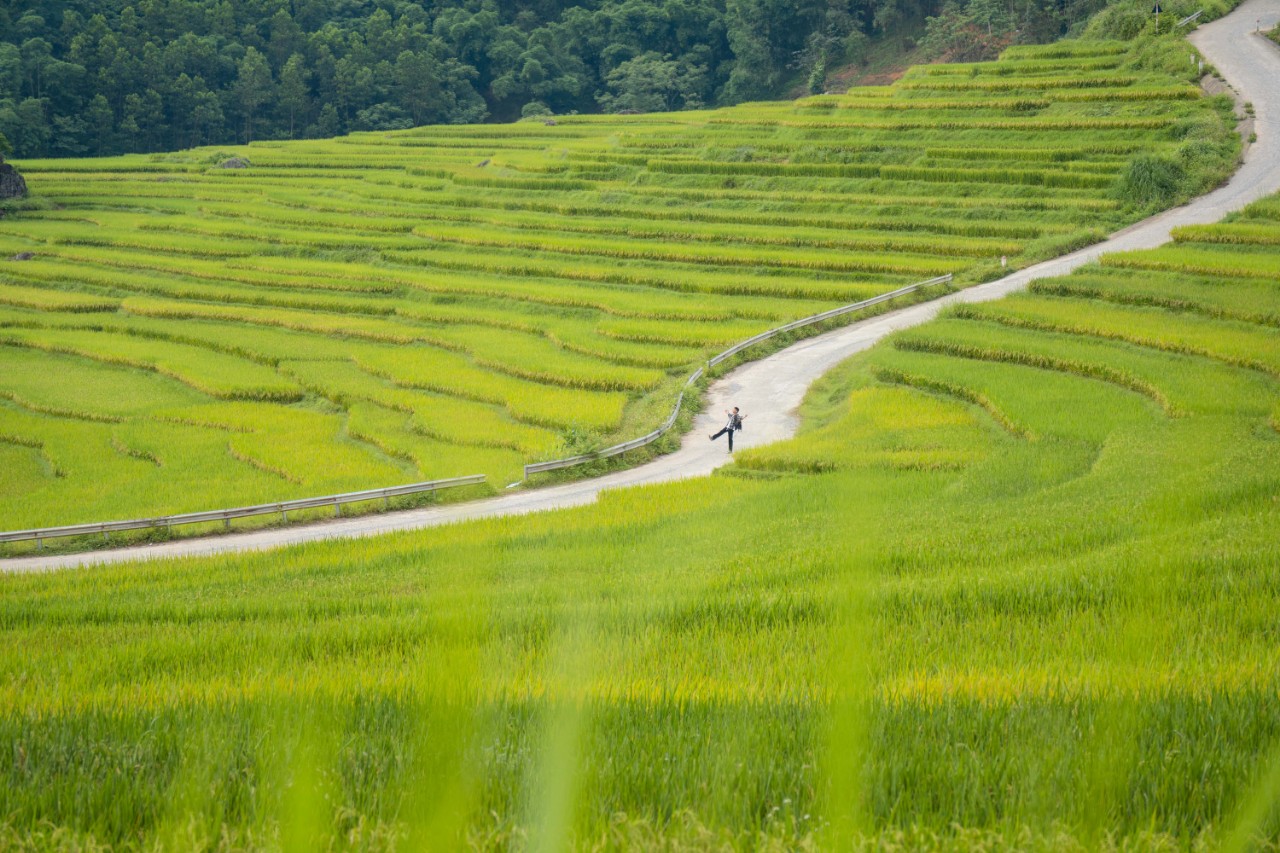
top-left (1202, 72), bottom-right (1254, 158)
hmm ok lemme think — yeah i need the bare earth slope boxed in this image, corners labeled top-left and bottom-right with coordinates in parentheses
top-left (6, 0), bottom-right (1280, 574)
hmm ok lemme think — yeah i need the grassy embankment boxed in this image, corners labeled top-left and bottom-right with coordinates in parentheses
top-left (2, 175), bottom-right (1278, 850)
top-left (0, 33), bottom-right (1239, 533)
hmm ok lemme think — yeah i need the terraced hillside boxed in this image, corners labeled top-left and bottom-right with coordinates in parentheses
top-left (0, 35), bottom-right (1238, 531)
top-left (3, 176), bottom-right (1278, 849)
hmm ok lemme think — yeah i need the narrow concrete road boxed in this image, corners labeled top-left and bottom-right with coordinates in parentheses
top-left (6, 0), bottom-right (1280, 574)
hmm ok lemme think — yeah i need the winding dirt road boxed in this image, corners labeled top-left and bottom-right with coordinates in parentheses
top-left (6, 0), bottom-right (1280, 574)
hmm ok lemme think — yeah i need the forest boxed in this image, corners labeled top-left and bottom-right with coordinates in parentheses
top-left (0, 0), bottom-right (1114, 158)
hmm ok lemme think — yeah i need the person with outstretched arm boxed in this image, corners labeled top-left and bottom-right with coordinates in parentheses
top-left (709, 406), bottom-right (746, 452)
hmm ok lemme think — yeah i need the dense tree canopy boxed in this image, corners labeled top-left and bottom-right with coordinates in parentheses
top-left (0, 0), bottom-right (1109, 157)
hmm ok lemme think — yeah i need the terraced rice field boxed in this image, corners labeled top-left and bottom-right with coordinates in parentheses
top-left (3, 174), bottom-right (1278, 849)
top-left (0, 36), bottom-right (1238, 531)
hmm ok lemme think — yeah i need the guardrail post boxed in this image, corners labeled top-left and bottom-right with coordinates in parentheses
top-left (36, 536), bottom-right (42, 551)
top-left (223, 517), bottom-right (230, 531)
top-left (334, 501), bottom-right (341, 518)
top-left (281, 508), bottom-right (288, 523)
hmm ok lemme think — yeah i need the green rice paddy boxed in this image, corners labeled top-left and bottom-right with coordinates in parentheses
top-left (2, 110), bottom-right (1278, 853)
top-left (0, 35), bottom-right (1238, 531)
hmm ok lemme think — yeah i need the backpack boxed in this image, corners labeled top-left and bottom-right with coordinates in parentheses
top-left (732, 413), bottom-right (743, 431)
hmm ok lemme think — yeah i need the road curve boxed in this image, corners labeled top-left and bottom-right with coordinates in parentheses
top-left (6, 0), bottom-right (1280, 574)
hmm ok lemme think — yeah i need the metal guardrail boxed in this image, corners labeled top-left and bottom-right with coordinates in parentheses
top-left (524, 274), bottom-right (952, 477)
top-left (1, 474), bottom-right (487, 547)
top-left (1177, 10), bottom-right (1203, 26)
top-left (707, 275), bottom-right (953, 368)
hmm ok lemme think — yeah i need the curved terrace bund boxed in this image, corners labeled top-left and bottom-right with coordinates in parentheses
top-left (0, 6), bottom-right (1267, 566)
top-left (2, 3), bottom-right (1280, 845)
top-left (1, 10), bottom-right (1279, 841)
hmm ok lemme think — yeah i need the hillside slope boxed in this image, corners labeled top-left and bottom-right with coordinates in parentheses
top-left (0, 31), bottom-right (1238, 532)
top-left (2, 145), bottom-right (1278, 853)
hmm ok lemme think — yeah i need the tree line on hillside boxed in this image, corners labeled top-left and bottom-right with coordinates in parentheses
top-left (0, 0), bottom-right (1112, 159)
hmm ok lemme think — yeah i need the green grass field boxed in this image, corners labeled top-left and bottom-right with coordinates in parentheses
top-left (0, 33), bottom-right (1239, 532)
top-left (2, 157), bottom-right (1277, 850)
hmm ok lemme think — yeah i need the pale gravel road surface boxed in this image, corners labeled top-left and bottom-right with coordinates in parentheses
top-left (6, 0), bottom-right (1280, 574)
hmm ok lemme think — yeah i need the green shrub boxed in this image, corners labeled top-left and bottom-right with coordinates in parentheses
top-left (1177, 137), bottom-right (1225, 167)
top-left (1113, 154), bottom-right (1184, 206)
top-left (1082, 3), bottom-right (1149, 39)
top-left (521, 101), bottom-right (554, 119)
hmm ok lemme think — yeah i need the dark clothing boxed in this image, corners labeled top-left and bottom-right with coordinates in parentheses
top-left (711, 409), bottom-right (743, 452)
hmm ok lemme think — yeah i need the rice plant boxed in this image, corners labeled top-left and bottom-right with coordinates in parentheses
top-left (0, 26), bottom-right (1238, 532)
top-left (3, 202), bottom-right (1279, 846)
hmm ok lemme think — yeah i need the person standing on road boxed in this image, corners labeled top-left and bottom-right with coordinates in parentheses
top-left (709, 406), bottom-right (746, 452)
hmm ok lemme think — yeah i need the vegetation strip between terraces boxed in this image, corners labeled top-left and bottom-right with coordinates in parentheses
top-left (0, 29), bottom-right (1239, 537)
